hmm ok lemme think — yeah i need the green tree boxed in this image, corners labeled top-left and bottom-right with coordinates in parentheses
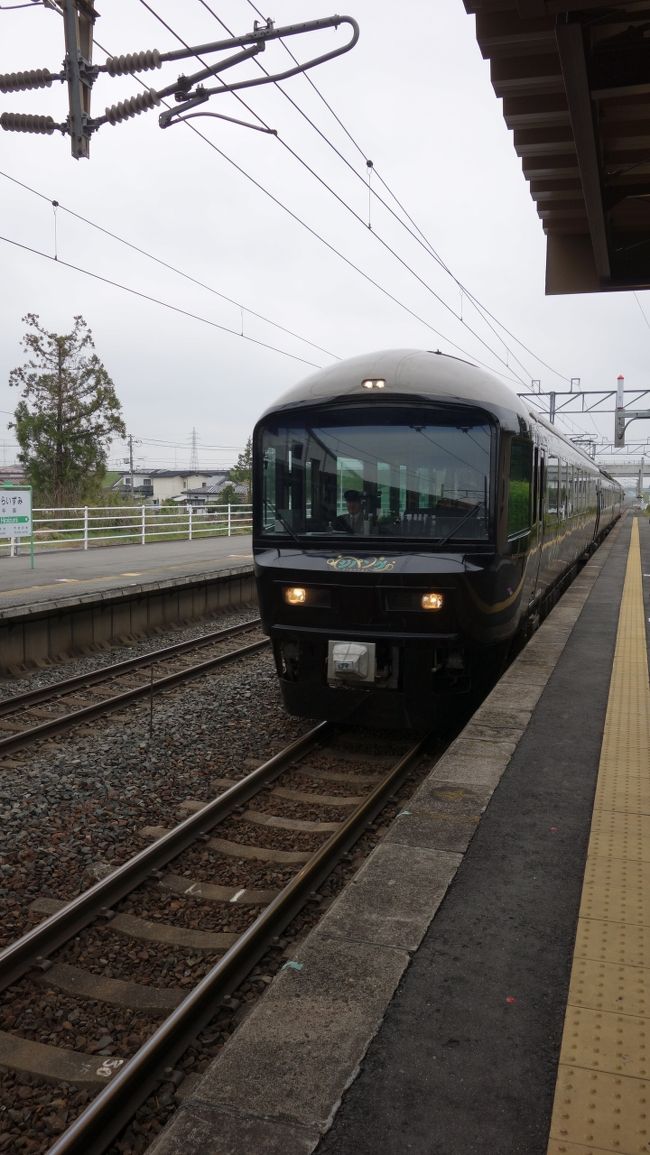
top-left (219, 482), bottom-right (243, 505)
top-left (228, 435), bottom-right (252, 501)
top-left (9, 314), bottom-right (126, 506)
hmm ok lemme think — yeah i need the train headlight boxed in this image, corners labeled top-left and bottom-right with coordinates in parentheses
top-left (284, 586), bottom-right (307, 606)
top-left (421, 592), bottom-right (444, 611)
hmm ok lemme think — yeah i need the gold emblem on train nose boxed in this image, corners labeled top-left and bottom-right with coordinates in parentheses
top-left (326, 556), bottom-right (397, 572)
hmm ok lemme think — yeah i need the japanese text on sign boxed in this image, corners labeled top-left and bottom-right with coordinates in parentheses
top-left (0, 488), bottom-right (32, 538)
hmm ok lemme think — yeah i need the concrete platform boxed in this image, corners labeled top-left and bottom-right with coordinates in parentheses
top-left (147, 514), bottom-right (650, 1155)
top-left (0, 538), bottom-right (255, 671)
top-left (0, 537), bottom-right (253, 612)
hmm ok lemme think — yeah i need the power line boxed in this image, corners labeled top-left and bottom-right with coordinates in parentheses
top-left (237, 0), bottom-right (572, 386)
top-left (188, 0), bottom-right (533, 383)
top-left (18, 5), bottom-right (523, 384)
top-left (49, 26), bottom-right (501, 380)
top-left (133, 435), bottom-right (244, 449)
top-left (14, 5), bottom-right (498, 374)
top-left (8, 3), bottom-right (570, 390)
top-left (0, 233), bottom-right (329, 368)
top-left (132, 0), bottom-right (529, 385)
top-left (10, 5), bottom-right (550, 388)
top-left (0, 170), bottom-right (340, 363)
top-left (110, 458), bottom-right (237, 467)
top-left (633, 291), bottom-right (650, 332)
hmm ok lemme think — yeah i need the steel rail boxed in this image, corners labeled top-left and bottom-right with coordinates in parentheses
top-left (0, 636), bottom-right (269, 756)
top-left (0, 722), bottom-right (331, 993)
top-left (46, 730), bottom-right (432, 1155)
top-left (0, 618), bottom-right (262, 717)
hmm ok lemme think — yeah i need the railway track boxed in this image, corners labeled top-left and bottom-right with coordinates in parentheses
top-left (0, 723), bottom-right (436, 1155)
top-left (0, 619), bottom-right (267, 756)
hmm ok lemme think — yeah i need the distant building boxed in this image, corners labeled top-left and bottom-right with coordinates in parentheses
top-left (183, 479), bottom-right (247, 506)
top-left (0, 464), bottom-right (26, 486)
top-left (110, 469), bottom-right (242, 504)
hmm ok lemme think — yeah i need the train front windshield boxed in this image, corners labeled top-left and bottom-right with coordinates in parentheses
top-left (258, 412), bottom-right (493, 542)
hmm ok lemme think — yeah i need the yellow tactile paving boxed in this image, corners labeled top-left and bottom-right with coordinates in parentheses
top-left (548, 1144), bottom-right (637, 1155)
top-left (548, 520), bottom-right (650, 1155)
top-left (568, 957), bottom-right (650, 1019)
top-left (556, 1005), bottom-right (650, 1079)
top-left (579, 858), bottom-right (650, 927)
top-left (593, 775), bottom-right (650, 817)
top-left (550, 1066), bottom-right (650, 1152)
top-left (575, 918), bottom-right (650, 970)
top-left (587, 810), bottom-right (650, 863)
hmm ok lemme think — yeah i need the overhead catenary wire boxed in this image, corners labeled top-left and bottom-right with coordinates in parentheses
top-left (96, 55), bottom-right (519, 383)
top-left (0, 169), bottom-right (340, 362)
top-left (633, 291), bottom-right (650, 332)
top-left (190, 0), bottom-right (534, 384)
top-left (26, 3), bottom-right (529, 385)
top-left (5, 2), bottom-right (579, 394)
top-left (0, 233), bottom-right (329, 369)
top-left (3, 149), bottom-right (505, 383)
top-left (133, 0), bottom-right (530, 386)
top-left (3, 5), bottom-right (604, 441)
top-left (237, 0), bottom-right (573, 387)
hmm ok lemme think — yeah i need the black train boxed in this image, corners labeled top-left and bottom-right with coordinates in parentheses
top-left (252, 349), bottom-right (622, 727)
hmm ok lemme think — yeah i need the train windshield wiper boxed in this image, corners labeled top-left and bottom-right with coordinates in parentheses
top-left (436, 502), bottom-right (482, 547)
top-left (274, 511), bottom-right (302, 546)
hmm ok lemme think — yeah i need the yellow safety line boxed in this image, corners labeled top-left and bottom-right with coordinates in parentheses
top-left (548, 519), bottom-right (650, 1155)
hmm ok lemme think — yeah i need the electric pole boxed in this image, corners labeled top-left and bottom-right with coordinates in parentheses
top-left (62, 0), bottom-right (96, 159)
top-left (128, 434), bottom-right (134, 496)
top-left (123, 435), bottom-right (136, 496)
top-left (614, 373), bottom-right (650, 448)
top-left (0, 14), bottom-right (358, 158)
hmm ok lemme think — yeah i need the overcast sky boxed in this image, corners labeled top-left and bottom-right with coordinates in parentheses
top-left (1, 0), bottom-right (649, 477)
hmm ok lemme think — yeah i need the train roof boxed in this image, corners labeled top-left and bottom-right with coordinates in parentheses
top-left (257, 350), bottom-right (622, 485)
top-left (258, 349), bottom-right (531, 427)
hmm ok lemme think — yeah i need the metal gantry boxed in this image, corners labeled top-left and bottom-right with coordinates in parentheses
top-left (518, 376), bottom-right (650, 451)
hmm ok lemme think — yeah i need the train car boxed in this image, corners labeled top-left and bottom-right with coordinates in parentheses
top-left (252, 349), bottom-right (622, 727)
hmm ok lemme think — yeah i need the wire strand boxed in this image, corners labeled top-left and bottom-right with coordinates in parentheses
top-left (238, 0), bottom-right (572, 385)
top-left (0, 233), bottom-right (328, 368)
top-left (0, 170), bottom-right (340, 361)
top-left (134, 0), bottom-right (528, 385)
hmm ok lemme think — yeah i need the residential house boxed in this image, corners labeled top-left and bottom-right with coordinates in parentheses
top-left (0, 465), bottom-right (26, 486)
top-left (111, 469), bottom-right (236, 505)
top-left (184, 478), bottom-right (248, 506)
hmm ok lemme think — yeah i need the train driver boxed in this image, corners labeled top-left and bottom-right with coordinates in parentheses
top-left (335, 489), bottom-right (365, 533)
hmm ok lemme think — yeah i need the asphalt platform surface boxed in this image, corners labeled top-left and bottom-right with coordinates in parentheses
top-left (315, 516), bottom-right (647, 1155)
top-left (0, 537), bottom-right (253, 610)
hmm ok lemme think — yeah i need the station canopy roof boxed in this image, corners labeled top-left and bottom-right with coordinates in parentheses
top-left (463, 0), bottom-right (650, 294)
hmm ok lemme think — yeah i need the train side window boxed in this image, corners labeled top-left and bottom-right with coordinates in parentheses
top-left (558, 461), bottom-right (567, 519)
top-left (507, 438), bottom-right (532, 536)
top-left (567, 464), bottom-right (575, 516)
top-left (547, 455), bottom-right (559, 518)
top-left (532, 447), bottom-right (539, 524)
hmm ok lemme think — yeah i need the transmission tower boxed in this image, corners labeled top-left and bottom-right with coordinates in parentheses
top-left (189, 428), bottom-right (199, 472)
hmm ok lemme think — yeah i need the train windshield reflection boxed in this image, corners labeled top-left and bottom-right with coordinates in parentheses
top-left (260, 417), bottom-right (492, 540)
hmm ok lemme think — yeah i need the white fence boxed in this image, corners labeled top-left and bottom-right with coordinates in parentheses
top-left (0, 503), bottom-right (252, 556)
